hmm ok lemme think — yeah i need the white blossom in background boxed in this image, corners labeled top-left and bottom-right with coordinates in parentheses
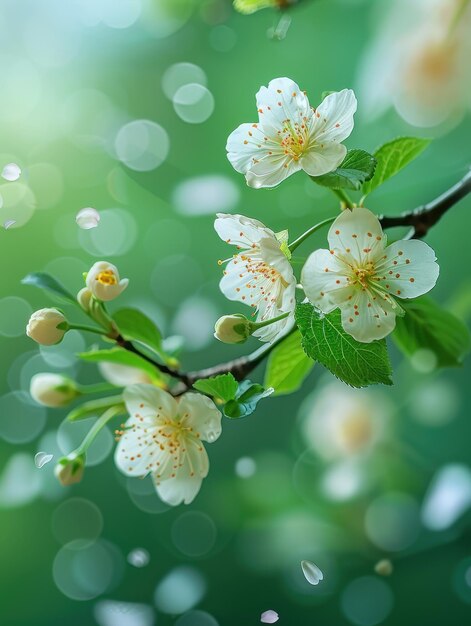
top-left (98, 361), bottom-right (153, 386)
top-left (226, 77), bottom-right (357, 188)
top-left (1, 162), bottom-right (21, 181)
top-left (86, 261), bottom-right (129, 301)
top-left (215, 213), bottom-right (296, 343)
top-left (301, 208), bottom-right (439, 342)
top-left (115, 385), bottom-right (222, 506)
top-left (357, 0), bottom-right (471, 127)
top-left (76, 207), bottom-right (100, 229)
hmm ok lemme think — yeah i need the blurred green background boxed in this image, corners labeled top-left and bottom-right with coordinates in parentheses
top-left (0, 0), bottom-right (470, 625)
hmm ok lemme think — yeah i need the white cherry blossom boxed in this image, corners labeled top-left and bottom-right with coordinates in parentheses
top-left (226, 77), bottom-right (357, 188)
top-left (301, 207), bottom-right (439, 342)
top-left (115, 385), bottom-right (222, 506)
top-left (215, 213), bottom-right (296, 343)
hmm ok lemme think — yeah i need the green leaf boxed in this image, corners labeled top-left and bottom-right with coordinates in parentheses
top-left (362, 137), bottom-right (431, 196)
top-left (393, 297), bottom-right (471, 368)
top-left (224, 380), bottom-right (273, 419)
top-left (311, 149), bottom-right (376, 191)
top-left (193, 373), bottom-right (239, 403)
top-left (77, 348), bottom-right (160, 381)
top-left (112, 308), bottom-right (163, 356)
top-left (295, 303), bottom-right (393, 388)
top-left (22, 272), bottom-right (78, 305)
top-left (264, 330), bottom-right (314, 395)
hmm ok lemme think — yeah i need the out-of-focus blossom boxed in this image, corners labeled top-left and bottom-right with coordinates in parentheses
top-left (421, 464), bottom-right (471, 530)
top-left (85, 261), bottom-right (129, 302)
top-left (301, 381), bottom-right (390, 460)
top-left (98, 361), bottom-right (153, 386)
top-left (1, 163), bottom-right (21, 181)
top-left (76, 207), bottom-right (100, 229)
top-left (357, 0), bottom-right (471, 127)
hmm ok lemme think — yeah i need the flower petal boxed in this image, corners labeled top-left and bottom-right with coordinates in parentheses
top-left (256, 77), bottom-right (312, 128)
top-left (327, 207), bottom-right (386, 263)
top-left (378, 239), bottom-right (439, 298)
top-left (153, 443), bottom-right (209, 505)
top-left (246, 153), bottom-right (300, 189)
top-left (177, 392), bottom-right (222, 443)
top-left (301, 249), bottom-right (352, 313)
top-left (123, 384), bottom-right (177, 422)
top-left (114, 422), bottom-right (161, 476)
top-left (155, 474), bottom-right (203, 506)
top-left (341, 289), bottom-right (397, 342)
top-left (311, 89), bottom-right (357, 143)
top-left (226, 122), bottom-right (278, 175)
top-left (300, 142), bottom-right (347, 177)
top-left (214, 213), bottom-right (274, 248)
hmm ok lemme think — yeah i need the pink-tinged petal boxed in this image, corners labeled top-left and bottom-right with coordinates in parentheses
top-left (327, 207), bottom-right (386, 263)
top-left (377, 239), bottom-right (439, 299)
top-left (260, 609), bottom-right (279, 624)
top-left (214, 213), bottom-right (274, 248)
top-left (246, 154), bottom-right (301, 188)
top-left (177, 393), bottom-right (222, 443)
top-left (311, 89), bottom-right (357, 143)
top-left (340, 289), bottom-right (397, 342)
top-left (300, 141), bottom-right (347, 176)
top-left (123, 384), bottom-right (177, 422)
top-left (301, 249), bottom-right (352, 313)
top-left (256, 77), bottom-right (311, 128)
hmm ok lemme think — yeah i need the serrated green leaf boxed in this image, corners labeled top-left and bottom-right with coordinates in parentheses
top-left (193, 373), bottom-right (239, 402)
top-left (362, 137), bottom-right (431, 196)
top-left (393, 297), bottom-right (471, 368)
top-left (311, 149), bottom-right (376, 191)
top-left (264, 330), bottom-right (314, 395)
top-left (22, 272), bottom-right (78, 305)
top-left (223, 380), bottom-right (273, 419)
top-left (77, 348), bottom-right (160, 381)
top-left (295, 303), bottom-right (392, 388)
top-left (112, 308), bottom-right (163, 356)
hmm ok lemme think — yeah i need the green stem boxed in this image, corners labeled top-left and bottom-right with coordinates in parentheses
top-left (332, 188), bottom-right (354, 208)
top-left (66, 394), bottom-right (124, 422)
top-left (448, 0), bottom-right (470, 37)
top-left (250, 311), bottom-right (290, 330)
top-left (69, 323), bottom-right (107, 335)
top-left (75, 405), bottom-right (124, 455)
top-left (288, 216), bottom-right (336, 253)
top-left (77, 382), bottom-right (120, 395)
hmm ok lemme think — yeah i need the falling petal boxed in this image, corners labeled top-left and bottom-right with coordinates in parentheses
top-left (34, 451), bottom-right (54, 469)
top-left (76, 207), bottom-right (100, 230)
top-left (2, 163), bottom-right (21, 181)
top-left (374, 559), bottom-right (394, 576)
top-left (261, 610), bottom-right (279, 624)
top-left (3, 220), bottom-right (16, 230)
top-left (301, 560), bottom-right (324, 585)
top-left (127, 548), bottom-right (150, 568)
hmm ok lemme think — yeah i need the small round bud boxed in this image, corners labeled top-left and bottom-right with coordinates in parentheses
top-left (30, 373), bottom-right (80, 408)
top-left (77, 287), bottom-right (93, 311)
top-left (214, 314), bottom-right (252, 344)
top-left (54, 453), bottom-right (85, 486)
top-left (374, 559), bottom-right (393, 577)
top-left (86, 261), bottom-right (129, 302)
top-left (26, 308), bottom-right (67, 346)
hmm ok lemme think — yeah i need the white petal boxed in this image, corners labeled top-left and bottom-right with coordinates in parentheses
top-left (219, 259), bottom-right (253, 304)
top-left (256, 77), bottom-right (311, 128)
top-left (301, 560), bottom-right (324, 585)
top-left (153, 442), bottom-right (209, 505)
top-left (177, 393), bottom-right (222, 443)
top-left (327, 207), bottom-right (386, 263)
top-left (114, 422), bottom-right (161, 476)
top-left (311, 89), bottom-right (357, 143)
top-left (2, 162), bottom-right (21, 181)
top-left (226, 122), bottom-right (278, 175)
top-left (378, 239), bottom-right (439, 298)
top-left (214, 213), bottom-right (274, 248)
top-left (124, 384), bottom-right (177, 422)
top-left (301, 249), bottom-right (352, 313)
top-left (260, 610), bottom-right (279, 624)
top-left (253, 310), bottom-right (294, 343)
top-left (340, 288), bottom-right (397, 342)
top-left (155, 474), bottom-right (203, 506)
top-left (246, 153), bottom-right (300, 189)
top-left (300, 142), bottom-right (347, 177)
top-left (76, 207), bottom-right (100, 230)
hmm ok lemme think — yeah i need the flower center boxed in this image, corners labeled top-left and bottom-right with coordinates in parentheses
top-left (279, 120), bottom-right (308, 160)
top-left (96, 270), bottom-right (117, 286)
top-left (349, 262), bottom-right (376, 288)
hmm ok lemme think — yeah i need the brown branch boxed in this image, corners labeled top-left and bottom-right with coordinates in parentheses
top-left (118, 170), bottom-right (471, 388)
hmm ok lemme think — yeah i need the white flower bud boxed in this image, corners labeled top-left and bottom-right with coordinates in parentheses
top-left (77, 287), bottom-right (93, 311)
top-left (214, 314), bottom-right (252, 344)
top-left (26, 308), bottom-right (68, 346)
top-left (30, 373), bottom-right (80, 408)
top-left (54, 453), bottom-right (85, 486)
top-left (85, 261), bottom-right (129, 301)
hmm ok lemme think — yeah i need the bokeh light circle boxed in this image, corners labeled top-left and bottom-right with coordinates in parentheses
top-left (78, 208), bottom-right (137, 256)
top-left (0, 391), bottom-right (47, 444)
top-left (115, 120), bottom-right (169, 171)
top-left (175, 610), bottom-right (219, 626)
top-left (154, 565), bottom-right (206, 614)
top-left (365, 492), bottom-right (420, 551)
top-left (0, 182), bottom-right (36, 229)
top-left (171, 511), bottom-right (217, 557)
top-left (162, 62), bottom-right (207, 100)
top-left (341, 576), bottom-right (394, 625)
top-left (52, 497), bottom-right (104, 546)
top-left (173, 84), bottom-right (215, 124)
top-left (0, 296), bottom-right (32, 337)
top-left (0, 453), bottom-right (42, 507)
top-left (57, 417), bottom-right (114, 467)
top-left (172, 175), bottom-right (239, 216)
top-left (126, 476), bottom-right (170, 515)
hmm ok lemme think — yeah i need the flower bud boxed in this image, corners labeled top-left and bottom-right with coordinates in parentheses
top-left (54, 453), bottom-right (85, 486)
top-left (30, 373), bottom-right (80, 408)
top-left (85, 261), bottom-right (129, 302)
top-left (77, 287), bottom-right (93, 311)
top-left (214, 314), bottom-right (252, 344)
top-left (26, 308), bottom-right (68, 346)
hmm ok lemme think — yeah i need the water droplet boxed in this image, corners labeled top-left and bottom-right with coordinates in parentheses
top-left (301, 560), bottom-right (324, 585)
top-left (3, 219), bottom-right (16, 229)
top-left (127, 547), bottom-right (150, 568)
top-left (2, 162), bottom-right (21, 181)
top-left (260, 610), bottom-right (279, 624)
top-left (76, 207), bottom-right (100, 230)
top-left (35, 451), bottom-right (54, 468)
